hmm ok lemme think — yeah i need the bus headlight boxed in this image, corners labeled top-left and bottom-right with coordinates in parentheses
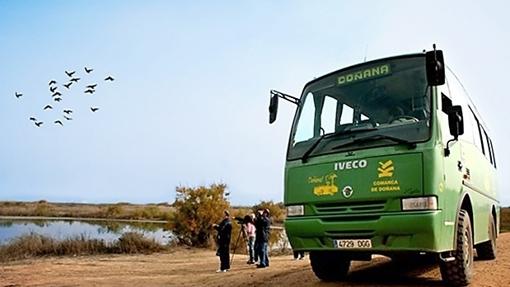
top-left (401, 196), bottom-right (438, 211)
top-left (287, 205), bottom-right (304, 216)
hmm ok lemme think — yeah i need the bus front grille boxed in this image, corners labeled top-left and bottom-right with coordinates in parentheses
top-left (324, 230), bottom-right (376, 239)
top-left (320, 215), bottom-right (381, 222)
top-left (314, 200), bottom-right (386, 215)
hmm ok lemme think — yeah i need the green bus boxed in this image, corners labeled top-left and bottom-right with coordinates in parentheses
top-left (269, 47), bottom-right (499, 286)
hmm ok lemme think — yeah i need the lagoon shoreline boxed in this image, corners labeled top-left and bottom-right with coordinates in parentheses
top-left (0, 216), bottom-right (167, 224)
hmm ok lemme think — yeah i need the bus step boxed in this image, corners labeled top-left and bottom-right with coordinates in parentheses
top-left (439, 252), bottom-right (455, 262)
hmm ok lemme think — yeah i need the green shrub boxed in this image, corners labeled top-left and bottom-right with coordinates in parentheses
top-left (170, 184), bottom-right (229, 247)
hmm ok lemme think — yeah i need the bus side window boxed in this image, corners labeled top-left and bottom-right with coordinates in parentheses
top-left (320, 96), bottom-right (337, 134)
top-left (340, 104), bottom-right (354, 125)
top-left (460, 106), bottom-right (476, 145)
top-left (478, 123), bottom-right (487, 156)
top-left (294, 93), bottom-right (315, 143)
top-left (483, 129), bottom-right (494, 165)
top-left (442, 93), bottom-right (452, 114)
top-left (470, 110), bottom-right (484, 154)
top-left (489, 138), bottom-right (497, 168)
top-left (438, 89), bottom-right (452, 145)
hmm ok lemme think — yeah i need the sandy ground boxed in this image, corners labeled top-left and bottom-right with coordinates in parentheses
top-left (1, 233), bottom-right (510, 287)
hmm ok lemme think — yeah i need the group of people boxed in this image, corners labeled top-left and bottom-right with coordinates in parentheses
top-left (212, 208), bottom-right (272, 273)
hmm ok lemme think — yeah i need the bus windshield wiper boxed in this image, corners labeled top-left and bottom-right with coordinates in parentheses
top-left (301, 127), bottom-right (377, 163)
top-left (332, 134), bottom-right (417, 150)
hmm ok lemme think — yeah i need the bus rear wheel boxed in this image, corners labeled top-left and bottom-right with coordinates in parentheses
top-left (476, 215), bottom-right (497, 260)
top-left (440, 209), bottom-right (473, 286)
top-left (310, 251), bottom-right (350, 281)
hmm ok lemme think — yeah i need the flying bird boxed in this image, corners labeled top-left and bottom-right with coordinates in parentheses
top-left (29, 117), bottom-right (37, 121)
top-left (104, 76), bottom-right (114, 81)
top-left (54, 120), bottom-right (63, 126)
top-left (84, 67), bottom-right (93, 73)
top-left (64, 116), bottom-right (73, 121)
top-left (52, 91), bottom-right (62, 97)
top-left (70, 77), bottom-right (80, 83)
top-left (54, 97), bottom-right (62, 102)
top-left (15, 92), bottom-right (22, 98)
top-left (44, 105), bottom-right (53, 110)
top-left (84, 89), bottom-right (95, 94)
top-left (35, 122), bottom-right (43, 127)
top-left (86, 84), bottom-right (97, 89)
top-left (90, 107), bottom-right (99, 112)
top-left (63, 82), bottom-right (73, 89)
top-left (65, 71), bottom-right (75, 77)
top-left (49, 80), bottom-right (57, 85)
top-left (50, 86), bottom-right (58, 93)
top-left (63, 109), bottom-right (73, 114)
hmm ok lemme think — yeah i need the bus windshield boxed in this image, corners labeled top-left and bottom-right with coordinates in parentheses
top-left (288, 56), bottom-right (431, 160)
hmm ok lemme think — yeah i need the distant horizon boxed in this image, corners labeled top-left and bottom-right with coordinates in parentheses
top-left (0, 198), bottom-right (269, 207)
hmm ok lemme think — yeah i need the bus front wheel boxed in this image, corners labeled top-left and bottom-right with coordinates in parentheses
top-left (440, 209), bottom-right (473, 286)
top-left (310, 251), bottom-right (350, 281)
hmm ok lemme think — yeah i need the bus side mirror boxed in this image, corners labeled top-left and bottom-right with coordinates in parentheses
top-left (268, 89), bottom-right (300, 124)
top-left (448, 105), bottom-right (464, 139)
top-left (444, 105), bottom-right (464, 157)
top-left (426, 48), bottom-right (445, 86)
top-left (269, 92), bottom-right (279, 124)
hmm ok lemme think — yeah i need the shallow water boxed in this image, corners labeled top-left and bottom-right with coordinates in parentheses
top-left (0, 218), bottom-right (173, 245)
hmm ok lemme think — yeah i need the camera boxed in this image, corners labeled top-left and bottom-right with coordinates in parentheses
top-left (234, 216), bottom-right (245, 225)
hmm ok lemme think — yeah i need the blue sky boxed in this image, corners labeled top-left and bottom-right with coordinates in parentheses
top-left (0, 1), bottom-right (509, 206)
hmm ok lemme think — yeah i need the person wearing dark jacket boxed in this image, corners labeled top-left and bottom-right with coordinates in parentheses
top-left (213, 210), bottom-right (232, 272)
top-left (253, 209), bottom-right (263, 264)
top-left (254, 208), bottom-right (271, 268)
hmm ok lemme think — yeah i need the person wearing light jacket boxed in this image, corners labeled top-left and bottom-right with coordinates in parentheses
top-left (244, 214), bottom-right (256, 264)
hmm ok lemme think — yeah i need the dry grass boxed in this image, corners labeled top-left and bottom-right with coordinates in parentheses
top-left (114, 232), bottom-right (166, 254)
top-left (0, 201), bottom-right (174, 221)
top-left (0, 232), bottom-right (167, 262)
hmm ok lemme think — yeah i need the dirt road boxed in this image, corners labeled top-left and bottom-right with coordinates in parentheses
top-left (2, 233), bottom-right (510, 287)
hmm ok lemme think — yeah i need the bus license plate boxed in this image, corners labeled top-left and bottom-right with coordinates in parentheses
top-left (334, 239), bottom-right (372, 249)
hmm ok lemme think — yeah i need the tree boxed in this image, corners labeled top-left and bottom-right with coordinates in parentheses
top-left (170, 184), bottom-right (229, 247)
top-left (252, 201), bottom-right (286, 224)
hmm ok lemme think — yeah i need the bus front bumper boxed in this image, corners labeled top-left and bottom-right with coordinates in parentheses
top-left (285, 210), bottom-right (449, 253)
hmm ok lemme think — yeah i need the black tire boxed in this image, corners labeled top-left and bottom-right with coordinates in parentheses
top-left (440, 210), bottom-right (473, 286)
top-left (476, 215), bottom-right (497, 260)
top-left (310, 251), bottom-right (350, 281)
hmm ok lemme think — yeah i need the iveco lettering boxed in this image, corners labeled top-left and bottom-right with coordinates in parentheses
top-left (268, 45), bottom-right (499, 286)
top-left (334, 160), bottom-right (367, 170)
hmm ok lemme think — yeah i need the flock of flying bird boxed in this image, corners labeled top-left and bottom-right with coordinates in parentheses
top-left (15, 67), bottom-right (114, 127)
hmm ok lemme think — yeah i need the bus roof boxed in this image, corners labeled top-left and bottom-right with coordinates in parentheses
top-left (304, 52), bottom-right (425, 90)
top-left (302, 51), bottom-right (491, 133)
